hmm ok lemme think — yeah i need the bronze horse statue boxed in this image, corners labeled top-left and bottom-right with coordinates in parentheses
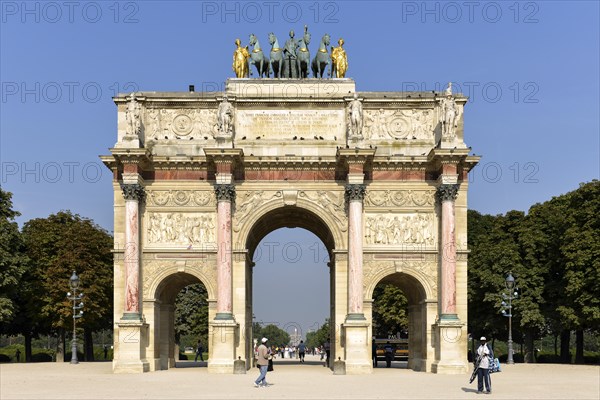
top-left (311, 33), bottom-right (330, 78)
top-left (249, 33), bottom-right (269, 77)
top-left (296, 25), bottom-right (311, 79)
top-left (268, 32), bottom-right (283, 78)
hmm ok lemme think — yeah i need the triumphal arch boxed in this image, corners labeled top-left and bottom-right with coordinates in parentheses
top-left (102, 64), bottom-right (478, 374)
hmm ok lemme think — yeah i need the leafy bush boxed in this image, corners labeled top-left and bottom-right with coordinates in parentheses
top-left (498, 353), bottom-right (524, 363)
top-left (583, 352), bottom-right (600, 364)
top-left (31, 352), bottom-right (53, 362)
top-left (536, 353), bottom-right (562, 363)
top-left (0, 354), bottom-right (11, 363)
top-left (94, 347), bottom-right (113, 360)
top-left (178, 353), bottom-right (188, 360)
top-left (65, 351), bottom-right (85, 361)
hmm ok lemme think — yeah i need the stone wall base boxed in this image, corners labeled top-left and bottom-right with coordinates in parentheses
top-left (208, 318), bottom-right (238, 374)
top-left (113, 319), bottom-right (150, 374)
top-left (343, 318), bottom-right (373, 375)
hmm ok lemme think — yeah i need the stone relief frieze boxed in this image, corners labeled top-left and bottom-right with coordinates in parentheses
top-left (146, 212), bottom-right (215, 246)
top-left (146, 190), bottom-right (215, 207)
top-left (365, 213), bottom-right (435, 246)
top-left (146, 108), bottom-right (218, 141)
top-left (232, 191), bottom-right (283, 232)
top-left (298, 190), bottom-right (348, 231)
top-left (363, 259), bottom-right (437, 298)
top-left (363, 109), bottom-right (434, 141)
top-left (231, 190), bottom-right (349, 233)
top-left (365, 190), bottom-right (436, 208)
top-left (142, 260), bottom-right (217, 298)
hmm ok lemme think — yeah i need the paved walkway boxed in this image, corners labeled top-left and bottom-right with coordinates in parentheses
top-left (1, 355), bottom-right (598, 399)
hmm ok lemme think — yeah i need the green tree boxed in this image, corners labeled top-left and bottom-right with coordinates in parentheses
top-left (253, 324), bottom-right (290, 348)
top-left (525, 196), bottom-right (571, 361)
top-left (560, 181), bottom-right (600, 363)
top-left (305, 319), bottom-right (330, 350)
top-left (174, 283), bottom-right (209, 349)
top-left (22, 211), bottom-right (113, 361)
top-left (0, 188), bottom-right (28, 324)
top-left (372, 283), bottom-right (408, 338)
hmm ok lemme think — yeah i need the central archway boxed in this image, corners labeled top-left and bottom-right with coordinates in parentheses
top-left (240, 204), bottom-right (341, 368)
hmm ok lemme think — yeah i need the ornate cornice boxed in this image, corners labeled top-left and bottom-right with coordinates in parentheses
top-left (121, 183), bottom-right (146, 202)
top-left (345, 184), bottom-right (366, 202)
top-left (215, 184), bottom-right (236, 202)
top-left (436, 184), bottom-right (460, 202)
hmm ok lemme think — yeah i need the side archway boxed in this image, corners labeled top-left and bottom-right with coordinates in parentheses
top-left (142, 265), bottom-right (215, 371)
top-left (366, 264), bottom-right (436, 372)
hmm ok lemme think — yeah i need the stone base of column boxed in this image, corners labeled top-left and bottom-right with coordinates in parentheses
top-left (208, 318), bottom-right (238, 374)
top-left (342, 317), bottom-right (372, 375)
top-left (113, 319), bottom-right (150, 374)
top-left (431, 318), bottom-right (467, 375)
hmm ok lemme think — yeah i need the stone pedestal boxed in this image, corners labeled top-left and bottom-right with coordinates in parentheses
top-left (431, 319), bottom-right (467, 374)
top-left (343, 319), bottom-right (372, 374)
top-left (208, 319), bottom-right (238, 374)
top-left (113, 319), bottom-right (149, 373)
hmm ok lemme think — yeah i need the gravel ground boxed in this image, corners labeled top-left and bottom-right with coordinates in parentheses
top-left (1, 355), bottom-right (598, 400)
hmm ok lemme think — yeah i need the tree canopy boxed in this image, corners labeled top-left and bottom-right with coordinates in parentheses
top-left (0, 188), bottom-right (28, 325)
top-left (174, 283), bottom-right (209, 348)
top-left (468, 180), bottom-right (599, 362)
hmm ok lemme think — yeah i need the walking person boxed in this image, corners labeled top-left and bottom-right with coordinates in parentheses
top-left (15, 349), bottom-right (21, 363)
top-left (323, 338), bottom-right (331, 367)
top-left (298, 340), bottom-right (306, 363)
top-left (103, 345), bottom-right (109, 360)
top-left (254, 338), bottom-right (270, 388)
top-left (372, 338), bottom-right (378, 368)
top-left (194, 340), bottom-right (204, 362)
top-left (476, 336), bottom-right (492, 394)
top-left (268, 346), bottom-right (275, 372)
top-left (384, 341), bottom-right (394, 368)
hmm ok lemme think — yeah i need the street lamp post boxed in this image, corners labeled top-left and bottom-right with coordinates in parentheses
top-left (501, 272), bottom-right (518, 365)
top-left (67, 271), bottom-right (84, 364)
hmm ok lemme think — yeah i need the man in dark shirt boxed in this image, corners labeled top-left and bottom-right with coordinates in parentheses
top-left (384, 341), bottom-right (394, 368)
top-left (298, 340), bottom-right (307, 363)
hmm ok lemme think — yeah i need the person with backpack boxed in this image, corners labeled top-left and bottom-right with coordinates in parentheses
top-left (476, 336), bottom-right (492, 394)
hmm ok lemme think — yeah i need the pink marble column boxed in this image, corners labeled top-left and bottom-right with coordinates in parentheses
top-left (437, 184), bottom-right (459, 318)
top-left (215, 184), bottom-right (235, 319)
top-left (121, 183), bottom-right (145, 318)
top-left (346, 184), bottom-right (366, 319)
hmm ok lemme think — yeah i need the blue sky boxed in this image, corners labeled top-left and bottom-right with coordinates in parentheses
top-left (1, 1), bottom-right (599, 336)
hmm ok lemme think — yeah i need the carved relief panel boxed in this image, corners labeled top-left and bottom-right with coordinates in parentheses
top-left (146, 189), bottom-right (215, 208)
top-left (145, 212), bottom-right (216, 248)
top-left (145, 108), bottom-right (218, 141)
top-left (365, 213), bottom-right (436, 246)
top-left (365, 189), bottom-right (436, 208)
top-left (363, 259), bottom-right (438, 299)
top-left (363, 109), bottom-right (435, 141)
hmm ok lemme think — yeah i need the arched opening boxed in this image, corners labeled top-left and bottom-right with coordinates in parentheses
top-left (152, 272), bottom-right (209, 370)
top-left (370, 272), bottom-right (428, 371)
top-left (244, 206), bottom-right (337, 368)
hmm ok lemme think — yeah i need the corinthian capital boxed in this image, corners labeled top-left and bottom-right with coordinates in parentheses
top-left (120, 183), bottom-right (145, 202)
top-left (436, 184), bottom-right (460, 202)
top-left (215, 184), bottom-right (236, 202)
top-left (345, 184), bottom-right (366, 202)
